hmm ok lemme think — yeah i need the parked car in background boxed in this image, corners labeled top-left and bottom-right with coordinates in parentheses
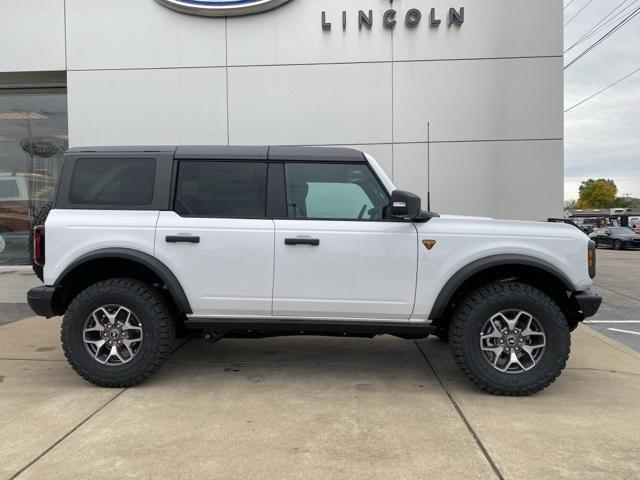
top-left (0, 172), bottom-right (57, 264)
top-left (589, 227), bottom-right (640, 250)
top-left (574, 218), bottom-right (600, 235)
top-left (0, 173), bottom-right (30, 234)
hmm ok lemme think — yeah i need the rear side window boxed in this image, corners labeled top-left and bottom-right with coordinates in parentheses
top-left (69, 158), bottom-right (155, 205)
top-left (174, 161), bottom-right (267, 218)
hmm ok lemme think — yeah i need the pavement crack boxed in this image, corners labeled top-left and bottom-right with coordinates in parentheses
top-left (414, 341), bottom-right (504, 480)
top-left (170, 338), bottom-right (191, 355)
top-left (0, 357), bottom-right (66, 362)
top-left (566, 367), bottom-right (640, 377)
top-left (9, 389), bottom-right (127, 480)
top-left (593, 284), bottom-right (640, 306)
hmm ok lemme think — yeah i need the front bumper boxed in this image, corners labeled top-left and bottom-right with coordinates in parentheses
top-left (27, 286), bottom-right (61, 318)
top-left (572, 291), bottom-right (602, 319)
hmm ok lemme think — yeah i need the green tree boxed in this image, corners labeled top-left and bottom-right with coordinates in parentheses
top-left (576, 179), bottom-right (617, 208)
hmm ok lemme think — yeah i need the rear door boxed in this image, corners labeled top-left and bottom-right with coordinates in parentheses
top-left (154, 159), bottom-right (274, 318)
top-left (272, 161), bottom-right (418, 320)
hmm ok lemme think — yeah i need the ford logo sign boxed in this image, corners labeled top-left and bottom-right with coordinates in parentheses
top-left (154, 0), bottom-right (293, 17)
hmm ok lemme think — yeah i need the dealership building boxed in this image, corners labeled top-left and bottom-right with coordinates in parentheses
top-left (0, 0), bottom-right (562, 265)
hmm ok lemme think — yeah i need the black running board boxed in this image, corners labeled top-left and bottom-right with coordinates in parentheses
top-left (183, 318), bottom-right (437, 340)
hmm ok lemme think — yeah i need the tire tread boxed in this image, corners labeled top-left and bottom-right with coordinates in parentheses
top-left (61, 278), bottom-right (175, 388)
top-left (449, 281), bottom-right (570, 396)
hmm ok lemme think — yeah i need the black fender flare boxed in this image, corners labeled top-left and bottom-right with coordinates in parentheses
top-left (54, 248), bottom-right (192, 314)
top-left (429, 254), bottom-right (577, 320)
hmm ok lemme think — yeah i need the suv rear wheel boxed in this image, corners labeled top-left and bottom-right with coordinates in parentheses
top-left (449, 281), bottom-right (570, 396)
top-left (61, 278), bottom-right (176, 387)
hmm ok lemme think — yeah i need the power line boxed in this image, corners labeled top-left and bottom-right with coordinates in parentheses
top-left (565, 65), bottom-right (640, 113)
top-left (565, 0), bottom-right (634, 53)
top-left (568, 0), bottom-right (639, 52)
top-left (564, 0), bottom-right (578, 10)
top-left (564, 0), bottom-right (594, 26)
top-left (564, 6), bottom-right (640, 69)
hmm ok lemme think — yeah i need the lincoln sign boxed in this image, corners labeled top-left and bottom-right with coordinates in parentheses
top-left (321, 7), bottom-right (464, 30)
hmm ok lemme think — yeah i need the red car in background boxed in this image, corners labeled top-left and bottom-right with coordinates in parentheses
top-left (0, 174), bottom-right (30, 234)
top-left (0, 173), bottom-right (56, 261)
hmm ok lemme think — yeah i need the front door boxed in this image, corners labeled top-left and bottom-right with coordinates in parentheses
top-left (598, 228), bottom-right (612, 246)
top-left (272, 162), bottom-right (418, 320)
top-left (155, 160), bottom-right (274, 317)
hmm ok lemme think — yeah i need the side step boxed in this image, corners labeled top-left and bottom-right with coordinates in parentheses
top-left (183, 318), bottom-right (437, 340)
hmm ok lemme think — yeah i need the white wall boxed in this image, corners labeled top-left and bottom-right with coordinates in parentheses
top-left (0, 0), bottom-right (66, 72)
top-left (4, 0), bottom-right (563, 220)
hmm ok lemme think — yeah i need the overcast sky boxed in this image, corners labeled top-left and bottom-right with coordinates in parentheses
top-left (564, 0), bottom-right (640, 201)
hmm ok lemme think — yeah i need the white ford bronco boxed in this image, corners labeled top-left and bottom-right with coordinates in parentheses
top-left (27, 146), bottom-right (601, 395)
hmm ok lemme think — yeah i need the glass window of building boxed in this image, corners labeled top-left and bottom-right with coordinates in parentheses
top-left (0, 79), bottom-right (67, 265)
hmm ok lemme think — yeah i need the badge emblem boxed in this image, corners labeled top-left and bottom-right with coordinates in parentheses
top-left (154, 0), bottom-right (293, 17)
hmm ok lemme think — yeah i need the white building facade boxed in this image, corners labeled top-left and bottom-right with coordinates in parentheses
top-left (0, 0), bottom-right (562, 265)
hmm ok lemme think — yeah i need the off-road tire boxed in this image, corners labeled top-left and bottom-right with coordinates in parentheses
top-left (62, 278), bottom-right (176, 387)
top-left (450, 281), bottom-right (570, 396)
top-left (29, 201), bottom-right (53, 281)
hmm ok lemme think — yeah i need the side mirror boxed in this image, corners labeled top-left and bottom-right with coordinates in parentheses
top-left (389, 190), bottom-right (421, 220)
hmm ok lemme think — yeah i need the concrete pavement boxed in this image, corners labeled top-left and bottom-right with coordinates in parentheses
top-left (0, 268), bottom-right (39, 326)
top-left (1, 316), bottom-right (639, 480)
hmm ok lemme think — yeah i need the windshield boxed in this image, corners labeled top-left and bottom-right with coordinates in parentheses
top-left (610, 227), bottom-right (634, 235)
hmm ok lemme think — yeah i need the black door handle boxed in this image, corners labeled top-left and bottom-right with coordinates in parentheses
top-left (285, 238), bottom-right (320, 246)
top-left (166, 235), bottom-right (200, 244)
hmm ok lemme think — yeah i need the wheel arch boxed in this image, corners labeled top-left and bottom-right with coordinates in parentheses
top-left (54, 248), bottom-right (192, 315)
top-left (429, 254), bottom-right (577, 325)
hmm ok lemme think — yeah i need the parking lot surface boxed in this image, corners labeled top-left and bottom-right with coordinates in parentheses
top-left (588, 249), bottom-right (640, 352)
top-left (1, 251), bottom-right (640, 479)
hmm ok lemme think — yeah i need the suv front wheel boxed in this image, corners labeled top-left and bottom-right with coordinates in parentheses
top-left (449, 281), bottom-right (570, 396)
top-left (62, 278), bottom-right (176, 387)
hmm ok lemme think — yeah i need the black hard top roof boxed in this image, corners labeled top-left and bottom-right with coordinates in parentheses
top-left (67, 146), bottom-right (365, 162)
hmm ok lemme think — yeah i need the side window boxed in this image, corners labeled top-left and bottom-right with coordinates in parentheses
top-left (284, 163), bottom-right (389, 220)
top-left (69, 158), bottom-right (155, 205)
top-left (174, 161), bottom-right (267, 218)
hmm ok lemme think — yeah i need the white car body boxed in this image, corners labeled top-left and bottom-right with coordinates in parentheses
top-left (28, 145), bottom-right (601, 394)
top-left (41, 151), bottom-right (592, 324)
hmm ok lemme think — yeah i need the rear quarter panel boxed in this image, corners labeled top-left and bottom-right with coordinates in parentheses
top-left (43, 209), bottom-right (160, 285)
top-left (412, 216), bottom-right (592, 321)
